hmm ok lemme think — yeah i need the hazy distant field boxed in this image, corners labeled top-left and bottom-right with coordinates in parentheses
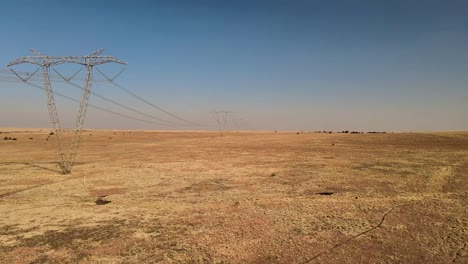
top-left (0, 129), bottom-right (467, 263)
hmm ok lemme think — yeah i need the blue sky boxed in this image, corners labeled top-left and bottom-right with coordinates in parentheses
top-left (0, 0), bottom-right (467, 131)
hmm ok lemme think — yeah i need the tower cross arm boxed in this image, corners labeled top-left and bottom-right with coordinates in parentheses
top-left (85, 56), bottom-right (128, 66)
top-left (7, 56), bottom-right (52, 67)
top-left (7, 56), bottom-right (127, 67)
top-left (57, 56), bottom-right (127, 66)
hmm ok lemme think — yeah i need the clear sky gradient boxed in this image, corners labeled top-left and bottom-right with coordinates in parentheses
top-left (0, 0), bottom-right (467, 131)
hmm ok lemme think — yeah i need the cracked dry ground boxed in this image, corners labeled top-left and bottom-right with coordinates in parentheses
top-left (0, 130), bottom-right (467, 263)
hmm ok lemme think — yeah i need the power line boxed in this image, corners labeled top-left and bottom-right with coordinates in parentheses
top-left (17, 80), bottom-right (176, 126)
top-left (0, 76), bottom-right (194, 126)
top-left (111, 81), bottom-right (203, 127)
top-left (0, 76), bottom-right (181, 126)
top-left (56, 78), bottom-right (195, 127)
top-left (2, 68), bottom-right (204, 127)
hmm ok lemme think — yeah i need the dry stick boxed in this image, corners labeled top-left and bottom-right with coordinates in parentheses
top-left (452, 242), bottom-right (467, 263)
top-left (301, 207), bottom-right (397, 264)
top-left (302, 198), bottom-right (428, 263)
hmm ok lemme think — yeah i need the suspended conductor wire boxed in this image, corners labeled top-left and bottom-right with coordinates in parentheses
top-left (2, 68), bottom-right (205, 127)
top-left (57, 78), bottom-right (194, 127)
top-left (95, 68), bottom-right (203, 126)
top-left (111, 81), bottom-right (203, 126)
top-left (1, 78), bottom-right (179, 126)
top-left (2, 69), bottom-right (196, 127)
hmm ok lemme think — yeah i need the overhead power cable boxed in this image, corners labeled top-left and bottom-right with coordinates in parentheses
top-left (2, 69), bottom-right (198, 127)
top-left (50, 71), bottom-right (194, 127)
top-left (113, 81), bottom-right (203, 126)
top-left (2, 67), bottom-right (205, 127)
top-left (95, 69), bottom-right (202, 127)
top-left (0, 78), bottom-right (180, 126)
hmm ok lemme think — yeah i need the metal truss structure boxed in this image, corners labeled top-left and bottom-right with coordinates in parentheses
top-left (7, 49), bottom-right (127, 174)
top-left (214, 110), bottom-right (241, 135)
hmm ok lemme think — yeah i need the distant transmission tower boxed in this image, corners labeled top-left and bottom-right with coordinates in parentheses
top-left (7, 49), bottom-right (127, 174)
top-left (214, 110), bottom-right (241, 135)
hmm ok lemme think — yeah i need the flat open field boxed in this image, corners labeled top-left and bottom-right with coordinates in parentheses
top-left (0, 129), bottom-right (467, 263)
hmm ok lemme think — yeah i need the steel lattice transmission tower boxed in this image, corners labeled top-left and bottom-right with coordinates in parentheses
top-left (7, 49), bottom-right (127, 174)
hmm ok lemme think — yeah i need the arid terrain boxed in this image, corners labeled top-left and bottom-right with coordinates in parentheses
top-left (0, 129), bottom-right (467, 263)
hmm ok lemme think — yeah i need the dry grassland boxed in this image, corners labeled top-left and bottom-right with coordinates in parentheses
top-left (0, 129), bottom-right (467, 263)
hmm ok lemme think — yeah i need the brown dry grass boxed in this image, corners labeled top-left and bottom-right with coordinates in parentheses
top-left (0, 129), bottom-right (467, 263)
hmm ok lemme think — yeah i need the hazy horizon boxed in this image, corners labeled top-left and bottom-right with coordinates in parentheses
top-left (1, 0), bottom-right (467, 132)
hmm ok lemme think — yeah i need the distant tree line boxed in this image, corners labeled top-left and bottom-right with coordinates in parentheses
top-left (312, 131), bottom-right (388, 134)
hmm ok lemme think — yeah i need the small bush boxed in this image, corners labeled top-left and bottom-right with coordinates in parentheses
top-left (3, 137), bottom-right (8, 140)
top-left (49, 132), bottom-right (54, 136)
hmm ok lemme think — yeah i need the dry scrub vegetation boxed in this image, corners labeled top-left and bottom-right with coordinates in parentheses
top-left (0, 129), bottom-right (467, 263)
